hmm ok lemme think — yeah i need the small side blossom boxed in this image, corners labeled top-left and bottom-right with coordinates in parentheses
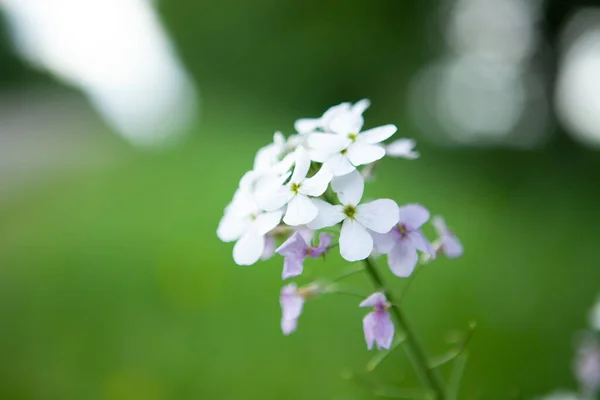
top-left (372, 204), bottom-right (435, 277)
top-left (433, 216), bottom-right (463, 259)
top-left (294, 99), bottom-right (370, 134)
top-left (307, 170), bottom-right (399, 261)
top-left (257, 146), bottom-right (333, 226)
top-left (280, 283), bottom-right (320, 335)
top-left (276, 231), bottom-right (333, 279)
top-left (308, 111), bottom-right (397, 176)
top-left (360, 292), bottom-right (394, 350)
top-left (386, 138), bottom-right (419, 159)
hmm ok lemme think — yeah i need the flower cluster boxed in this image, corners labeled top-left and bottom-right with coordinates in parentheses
top-left (217, 100), bottom-right (463, 349)
top-left (540, 296), bottom-right (600, 400)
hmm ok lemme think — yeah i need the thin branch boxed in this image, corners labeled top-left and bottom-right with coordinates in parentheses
top-left (362, 257), bottom-right (447, 399)
top-left (447, 354), bottom-right (468, 400)
top-left (329, 264), bottom-right (365, 283)
top-left (342, 370), bottom-right (433, 400)
top-left (429, 321), bottom-right (476, 369)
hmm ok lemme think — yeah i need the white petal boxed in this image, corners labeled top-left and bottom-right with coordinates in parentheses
top-left (275, 153), bottom-right (296, 175)
top-left (308, 149), bottom-right (329, 163)
top-left (307, 133), bottom-right (350, 154)
top-left (233, 230), bottom-right (265, 265)
top-left (217, 212), bottom-right (249, 242)
top-left (323, 153), bottom-right (355, 176)
top-left (306, 199), bottom-right (345, 229)
top-left (254, 210), bottom-right (283, 235)
top-left (291, 146), bottom-right (311, 183)
top-left (256, 187), bottom-right (293, 211)
top-left (358, 124), bottom-right (397, 144)
top-left (321, 102), bottom-right (352, 128)
top-left (253, 145), bottom-right (279, 172)
top-left (386, 139), bottom-right (419, 159)
top-left (356, 199), bottom-right (399, 233)
top-left (346, 142), bottom-right (386, 166)
top-left (339, 219), bottom-right (373, 261)
top-left (352, 98), bottom-right (371, 115)
top-left (294, 118), bottom-right (321, 134)
top-left (331, 170), bottom-right (364, 205)
top-left (253, 171), bottom-right (291, 207)
top-left (273, 131), bottom-right (286, 146)
top-left (329, 112), bottom-right (364, 135)
top-left (300, 166), bottom-right (332, 197)
top-left (284, 195), bottom-right (318, 226)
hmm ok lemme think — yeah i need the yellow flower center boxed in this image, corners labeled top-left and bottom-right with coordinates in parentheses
top-left (343, 205), bottom-right (357, 219)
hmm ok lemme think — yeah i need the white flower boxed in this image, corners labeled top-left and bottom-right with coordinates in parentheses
top-left (294, 99), bottom-right (371, 134)
top-left (217, 182), bottom-right (283, 266)
top-left (252, 133), bottom-right (296, 181)
top-left (257, 146), bottom-right (332, 226)
top-left (253, 131), bottom-right (286, 172)
top-left (307, 170), bottom-right (399, 261)
top-left (386, 138), bottom-right (419, 160)
top-left (308, 111), bottom-right (397, 176)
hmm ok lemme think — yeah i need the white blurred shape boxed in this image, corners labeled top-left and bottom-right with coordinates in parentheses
top-left (556, 8), bottom-right (600, 148)
top-left (447, 0), bottom-right (539, 65)
top-left (409, 0), bottom-right (548, 148)
top-left (438, 57), bottom-right (525, 140)
top-left (409, 57), bottom-right (530, 144)
top-left (1, 0), bottom-right (197, 146)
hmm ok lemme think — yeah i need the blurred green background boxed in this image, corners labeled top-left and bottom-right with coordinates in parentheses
top-left (1, 1), bottom-right (600, 399)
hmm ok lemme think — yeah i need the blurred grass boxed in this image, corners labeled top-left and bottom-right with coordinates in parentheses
top-left (0, 97), bottom-right (599, 399)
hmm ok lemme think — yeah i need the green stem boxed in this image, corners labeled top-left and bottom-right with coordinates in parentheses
top-left (362, 257), bottom-right (446, 399)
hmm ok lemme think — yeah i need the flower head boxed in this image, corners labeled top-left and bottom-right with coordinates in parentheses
top-left (308, 111), bottom-right (397, 176)
top-left (360, 292), bottom-right (394, 350)
top-left (217, 178), bottom-right (283, 266)
top-left (276, 231), bottom-right (333, 279)
top-left (372, 204), bottom-right (435, 277)
top-left (280, 283), bottom-right (320, 335)
top-left (257, 146), bottom-right (332, 226)
top-left (433, 216), bottom-right (463, 259)
top-left (307, 170), bottom-right (399, 261)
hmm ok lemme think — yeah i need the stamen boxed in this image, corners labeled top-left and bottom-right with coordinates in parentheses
top-left (343, 205), bottom-right (357, 219)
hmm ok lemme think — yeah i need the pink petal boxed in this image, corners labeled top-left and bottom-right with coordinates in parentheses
top-left (398, 204), bottom-right (430, 230)
top-left (387, 239), bottom-right (419, 277)
top-left (311, 233), bottom-right (333, 258)
top-left (359, 292), bottom-right (388, 309)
